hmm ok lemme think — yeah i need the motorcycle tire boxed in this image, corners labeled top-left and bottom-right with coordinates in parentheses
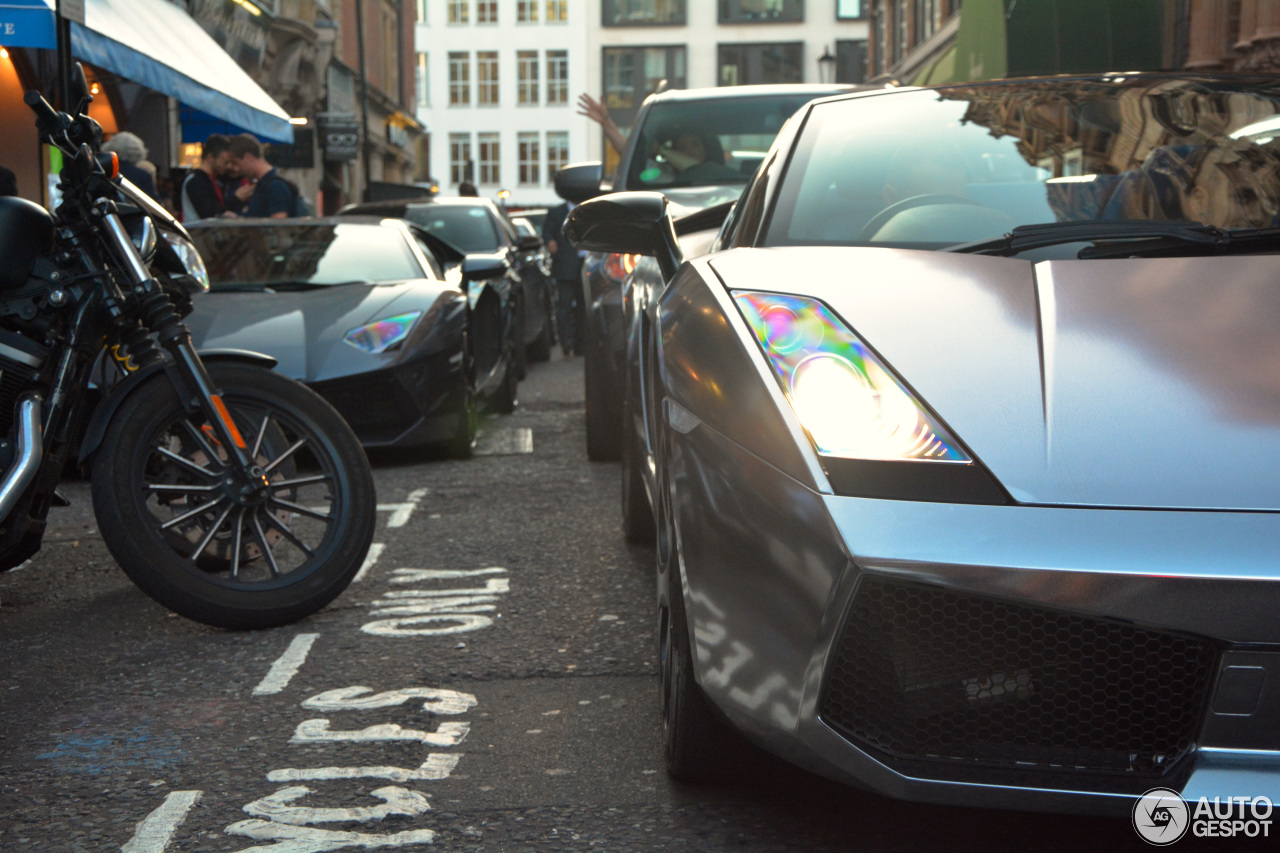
top-left (91, 363), bottom-right (376, 630)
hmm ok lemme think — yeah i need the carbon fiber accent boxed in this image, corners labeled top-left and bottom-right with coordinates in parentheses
top-left (821, 575), bottom-right (1219, 776)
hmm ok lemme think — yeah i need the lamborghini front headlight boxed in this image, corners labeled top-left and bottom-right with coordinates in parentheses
top-left (734, 291), bottom-right (969, 463)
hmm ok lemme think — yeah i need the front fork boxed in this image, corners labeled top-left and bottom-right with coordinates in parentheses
top-left (96, 202), bottom-right (263, 483)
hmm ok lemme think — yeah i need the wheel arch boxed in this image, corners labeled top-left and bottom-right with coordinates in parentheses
top-left (77, 350), bottom-right (279, 467)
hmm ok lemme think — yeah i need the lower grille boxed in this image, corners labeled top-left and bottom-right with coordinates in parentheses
top-left (820, 576), bottom-right (1218, 777)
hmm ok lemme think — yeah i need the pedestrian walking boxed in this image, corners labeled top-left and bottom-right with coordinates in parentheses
top-left (542, 192), bottom-right (587, 356)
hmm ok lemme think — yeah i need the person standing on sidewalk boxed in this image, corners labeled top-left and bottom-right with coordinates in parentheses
top-left (228, 134), bottom-right (298, 219)
top-left (542, 198), bottom-right (586, 356)
top-left (180, 134), bottom-right (234, 222)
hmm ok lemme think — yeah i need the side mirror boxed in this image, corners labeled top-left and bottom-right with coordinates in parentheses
top-left (553, 161), bottom-right (603, 204)
top-left (516, 234), bottom-right (542, 253)
top-left (71, 63), bottom-right (92, 115)
top-left (564, 191), bottom-right (683, 281)
top-left (461, 255), bottom-right (509, 284)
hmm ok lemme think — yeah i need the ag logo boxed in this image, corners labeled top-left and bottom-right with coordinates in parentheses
top-left (1133, 788), bottom-right (1190, 845)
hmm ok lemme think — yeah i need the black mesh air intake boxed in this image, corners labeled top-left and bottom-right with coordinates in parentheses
top-left (820, 576), bottom-right (1219, 777)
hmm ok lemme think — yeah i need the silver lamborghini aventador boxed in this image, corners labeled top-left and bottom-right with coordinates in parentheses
top-left (566, 74), bottom-right (1280, 815)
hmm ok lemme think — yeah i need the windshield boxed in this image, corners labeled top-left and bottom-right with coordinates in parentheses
top-left (766, 79), bottom-right (1280, 249)
top-left (191, 223), bottom-right (424, 289)
top-left (624, 94), bottom-right (820, 191)
top-left (399, 204), bottom-right (503, 253)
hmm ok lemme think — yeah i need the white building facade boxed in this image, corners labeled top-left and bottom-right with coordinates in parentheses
top-left (415, 0), bottom-right (590, 207)
top-left (585, 1), bottom-right (872, 170)
top-left (415, 2), bottom-right (870, 205)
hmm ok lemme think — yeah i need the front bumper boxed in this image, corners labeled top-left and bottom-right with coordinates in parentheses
top-left (672, 419), bottom-right (1280, 815)
top-left (310, 346), bottom-right (465, 449)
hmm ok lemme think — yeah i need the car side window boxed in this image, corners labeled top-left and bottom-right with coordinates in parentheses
top-left (412, 237), bottom-right (445, 279)
top-left (730, 152), bottom-right (775, 248)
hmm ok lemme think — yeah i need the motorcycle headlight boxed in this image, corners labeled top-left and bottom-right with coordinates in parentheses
top-left (734, 291), bottom-right (969, 463)
top-left (344, 312), bottom-right (422, 354)
top-left (161, 231), bottom-right (210, 292)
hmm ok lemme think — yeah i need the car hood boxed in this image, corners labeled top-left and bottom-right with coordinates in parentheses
top-left (186, 281), bottom-right (452, 383)
top-left (710, 248), bottom-right (1280, 510)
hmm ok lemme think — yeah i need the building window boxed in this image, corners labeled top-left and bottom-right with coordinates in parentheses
top-left (546, 0), bottom-right (567, 23)
top-left (477, 51), bottom-right (499, 106)
top-left (546, 131), bottom-right (569, 182)
top-left (416, 52), bottom-right (429, 108)
top-left (415, 0), bottom-right (427, 23)
top-left (448, 0), bottom-right (468, 24)
top-left (448, 52), bottom-right (470, 106)
top-left (450, 133), bottom-right (472, 184)
top-left (517, 0), bottom-right (538, 22)
top-left (718, 0), bottom-right (803, 24)
top-left (603, 1), bottom-right (687, 26)
top-left (547, 50), bottom-right (569, 105)
top-left (717, 42), bottom-right (803, 86)
top-left (518, 132), bottom-right (541, 185)
top-left (517, 51), bottom-right (540, 106)
top-left (477, 0), bottom-right (497, 24)
top-left (478, 132), bottom-right (500, 184)
top-left (836, 0), bottom-right (864, 18)
top-left (835, 40), bottom-right (866, 83)
top-left (381, 5), bottom-right (400, 102)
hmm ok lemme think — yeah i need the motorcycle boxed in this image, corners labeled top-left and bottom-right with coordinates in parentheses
top-left (0, 68), bottom-right (376, 629)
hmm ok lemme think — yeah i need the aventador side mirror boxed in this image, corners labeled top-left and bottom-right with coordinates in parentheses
top-left (564, 191), bottom-right (683, 281)
top-left (461, 256), bottom-right (509, 284)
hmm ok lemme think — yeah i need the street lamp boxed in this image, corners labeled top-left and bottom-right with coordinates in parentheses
top-left (818, 46), bottom-right (837, 84)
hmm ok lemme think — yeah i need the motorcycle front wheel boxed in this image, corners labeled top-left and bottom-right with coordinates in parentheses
top-left (91, 363), bottom-right (376, 629)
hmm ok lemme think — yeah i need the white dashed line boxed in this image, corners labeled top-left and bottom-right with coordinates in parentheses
top-left (384, 488), bottom-right (429, 528)
top-left (252, 634), bottom-right (320, 696)
top-left (352, 543), bottom-right (386, 583)
top-left (475, 427), bottom-right (533, 456)
top-left (121, 790), bottom-right (202, 853)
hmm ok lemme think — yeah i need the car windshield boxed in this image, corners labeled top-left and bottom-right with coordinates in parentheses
top-left (624, 94), bottom-right (821, 190)
top-left (766, 78), bottom-right (1280, 251)
top-left (192, 224), bottom-right (424, 290)
top-left (399, 204), bottom-right (503, 253)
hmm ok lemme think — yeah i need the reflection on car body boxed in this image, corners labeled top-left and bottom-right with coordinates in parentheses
top-left (567, 73), bottom-right (1280, 815)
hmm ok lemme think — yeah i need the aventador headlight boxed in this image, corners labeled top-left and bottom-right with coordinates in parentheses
top-left (734, 291), bottom-right (969, 463)
top-left (344, 311), bottom-right (423, 354)
top-left (161, 231), bottom-right (210, 292)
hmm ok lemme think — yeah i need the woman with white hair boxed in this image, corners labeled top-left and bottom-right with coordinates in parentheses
top-left (101, 131), bottom-right (160, 201)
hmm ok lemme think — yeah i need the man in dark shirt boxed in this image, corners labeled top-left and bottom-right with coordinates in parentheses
top-left (542, 200), bottom-right (586, 356)
top-left (228, 133), bottom-right (295, 219)
top-left (180, 134), bottom-right (233, 221)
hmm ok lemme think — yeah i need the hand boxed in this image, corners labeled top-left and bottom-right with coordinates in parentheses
top-left (546, 239), bottom-right (558, 254)
top-left (234, 183), bottom-right (256, 202)
top-left (577, 93), bottom-right (628, 156)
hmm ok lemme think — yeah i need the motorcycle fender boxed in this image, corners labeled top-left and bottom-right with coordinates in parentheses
top-left (77, 349), bottom-right (279, 466)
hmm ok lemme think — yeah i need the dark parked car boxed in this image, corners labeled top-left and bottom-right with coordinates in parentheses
top-left (185, 218), bottom-right (520, 455)
top-left (338, 197), bottom-right (555, 368)
top-left (568, 72), bottom-right (1280, 814)
top-left (576, 83), bottom-right (858, 460)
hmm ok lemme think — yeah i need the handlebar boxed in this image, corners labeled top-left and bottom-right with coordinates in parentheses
top-left (23, 89), bottom-right (67, 141)
top-left (25, 87), bottom-right (101, 155)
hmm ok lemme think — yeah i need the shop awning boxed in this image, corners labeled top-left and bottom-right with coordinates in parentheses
top-left (0, 0), bottom-right (57, 49)
top-left (71, 0), bottom-right (292, 142)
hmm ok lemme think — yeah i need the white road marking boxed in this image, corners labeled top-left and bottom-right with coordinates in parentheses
top-left (243, 786), bottom-right (431, 825)
top-left (380, 578), bottom-right (510, 598)
top-left (252, 634), bottom-right (321, 696)
top-left (352, 543), bottom-right (386, 583)
top-left (475, 427), bottom-right (533, 456)
top-left (362, 613), bottom-right (495, 636)
top-left (382, 488), bottom-right (428, 528)
top-left (226, 819), bottom-right (435, 849)
top-left (267, 754), bottom-right (461, 783)
top-left (389, 567), bottom-right (506, 584)
top-left (291, 719), bottom-right (470, 747)
top-left (121, 790), bottom-right (202, 853)
top-left (302, 686), bottom-right (477, 715)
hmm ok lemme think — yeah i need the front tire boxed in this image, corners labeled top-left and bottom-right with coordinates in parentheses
top-left (91, 363), bottom-right (376, 630)
top-left (584, 329), bottom-right (621, 461)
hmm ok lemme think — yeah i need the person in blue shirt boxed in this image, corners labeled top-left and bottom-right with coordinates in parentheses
top-left (228, 133), bottom-right (296, 219)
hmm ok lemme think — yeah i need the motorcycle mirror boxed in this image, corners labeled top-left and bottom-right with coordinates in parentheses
top-left (71, 63), bottom-right (92, 115)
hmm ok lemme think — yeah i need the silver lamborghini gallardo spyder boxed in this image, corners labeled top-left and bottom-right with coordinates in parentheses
top-left (566, 74), bottom-right (1280, 815)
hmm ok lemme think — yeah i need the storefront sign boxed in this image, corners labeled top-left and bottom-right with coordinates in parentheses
top-left (319, 116), bottom-right (360, 162)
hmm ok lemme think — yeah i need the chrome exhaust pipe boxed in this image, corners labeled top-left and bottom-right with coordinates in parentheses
top-left (0, 396), bottom-right (43, 520)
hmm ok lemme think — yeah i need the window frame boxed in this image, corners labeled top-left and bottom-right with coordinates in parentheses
top-left (477, 132), bottom-right (501, 185)
top-left (448, 51), bottom-right (470, 106)
top-left (718, 0), bottom-right (804, 25)
top-left (546, 0), bottom-right (567, 23)
top-left (546, 131), bottom-right (569, 183)
top-left (517, 50), bottom-right (540, 106)
top-left (602, 0), bottom-right (688, 27)
top-left (835, 0), bottom-right (865, 19)
top-left (477, 51), bottom-right (499, 107)
top-left (546, 50), bottom-right (569, 106)
top-left (447, 0), bottom-right (469, 25)
top-left (518, 132), bottom-right (541, 186)
top-left (716, 41), bottom-right (805, 86)
top-left (449, 133), bottom-right (473, 185)
top-left (517, 0), bottom-right (538, 23)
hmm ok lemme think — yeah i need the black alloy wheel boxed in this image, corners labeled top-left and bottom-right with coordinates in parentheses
top-left (92, 363), bottom-right (376, 629)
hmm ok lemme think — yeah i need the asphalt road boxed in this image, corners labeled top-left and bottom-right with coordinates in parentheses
top-left (0, 354), bottom-right (1229, 851)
